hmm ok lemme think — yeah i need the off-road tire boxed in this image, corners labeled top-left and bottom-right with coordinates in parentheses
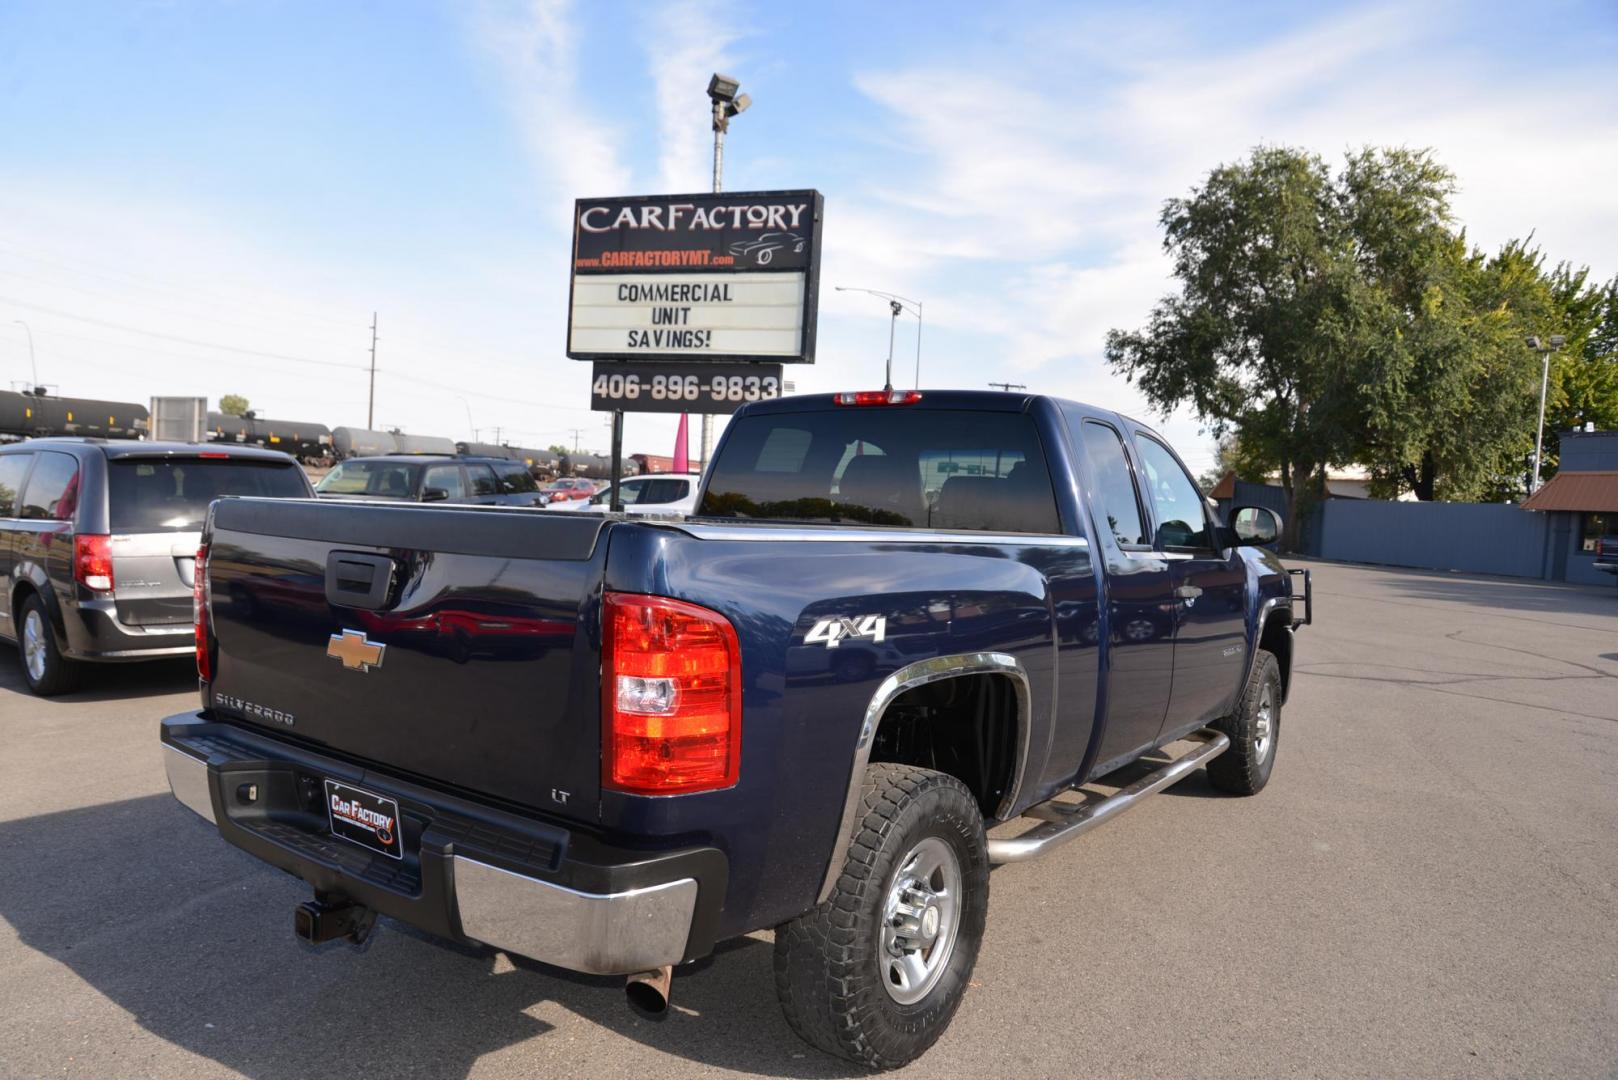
top-left (18, 593), bottom-right (78, 696)
top-left (774, 763), bottom-right (989, 1069)
top-left (1208, 648), bottom-right (1281, 795)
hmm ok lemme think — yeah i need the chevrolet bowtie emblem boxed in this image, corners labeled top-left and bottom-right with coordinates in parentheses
top-left (327, 629), bottom-right (386, 673)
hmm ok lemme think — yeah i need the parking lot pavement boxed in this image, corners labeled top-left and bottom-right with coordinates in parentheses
top-left (1, 560), bottom-right (1614, 1079)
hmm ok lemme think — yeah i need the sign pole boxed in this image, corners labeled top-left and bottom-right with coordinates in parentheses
top-left (609, 407), bottom-right (625, 512)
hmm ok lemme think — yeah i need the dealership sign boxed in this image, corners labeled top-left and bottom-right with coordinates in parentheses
top-left (567, 190), bottom-right (823, 364)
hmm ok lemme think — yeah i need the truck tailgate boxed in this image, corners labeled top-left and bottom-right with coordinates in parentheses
top-left (204, 498), bottom-right (607, 822)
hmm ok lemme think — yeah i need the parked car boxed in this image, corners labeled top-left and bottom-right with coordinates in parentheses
top-left (162, 389), bottom-right (1310, 1069)
top-left (0, 438), bottom-right (312, 694)
top-left (315, 455), bottom-right (547, 506)
top-left (550, 472), bottom-right (702, 515)
top-left (536, 476), bottom-right (600, 505)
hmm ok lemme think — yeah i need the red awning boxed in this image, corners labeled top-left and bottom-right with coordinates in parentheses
top-left (1522, 470), bottom-right (1618, 512)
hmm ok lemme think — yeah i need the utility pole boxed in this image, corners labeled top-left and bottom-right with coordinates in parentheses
top-left (367, 312), bottom-right (378, 430)
top-left (568, 428), bottom-right (584, 454)
top-left (988, 381), bottom-right (1027, 392)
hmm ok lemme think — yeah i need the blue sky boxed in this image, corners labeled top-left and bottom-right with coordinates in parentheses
top-left (1, 0), bottom-right (1615, 469)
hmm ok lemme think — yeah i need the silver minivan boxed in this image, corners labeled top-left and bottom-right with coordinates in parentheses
top-left (0, 438), bottom-right (312, 694)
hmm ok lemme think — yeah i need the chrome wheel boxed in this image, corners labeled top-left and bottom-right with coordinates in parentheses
top-left (23, 609), bottom-right (47, 682)
top-left (879, 836), bottom-right (961, 1006)
top-left (1253, 685), bottom-right (1274, 764)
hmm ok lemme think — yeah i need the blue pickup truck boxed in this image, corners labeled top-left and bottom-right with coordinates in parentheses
top-left (162, 389), bottom-right (1309, 1068)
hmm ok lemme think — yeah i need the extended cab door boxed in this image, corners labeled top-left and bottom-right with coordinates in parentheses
top-left (1072, 419), bottom-right (1177, 773)
top-left (1130, 432), bottom-right (1247, 732)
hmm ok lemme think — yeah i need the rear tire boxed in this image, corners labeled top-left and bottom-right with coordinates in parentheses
top-left (18, 594), bottom-right (78, 696)
top-left (1208, 648), bottom-right (1280, 795)
top-left (774, 763), bottom-right (988, 1069)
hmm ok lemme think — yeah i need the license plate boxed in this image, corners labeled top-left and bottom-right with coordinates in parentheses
top-left (324, 780), bottom-right (403, 860)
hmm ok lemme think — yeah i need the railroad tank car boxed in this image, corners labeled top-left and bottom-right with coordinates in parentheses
top-left (205, 411), bottom-right (333, 463)
top-left (332, 426), bottom-right (398, 458)
top-left (0, 391), bottom-right (148, 440)
top-left (390, 432), bottom-right (458, 456)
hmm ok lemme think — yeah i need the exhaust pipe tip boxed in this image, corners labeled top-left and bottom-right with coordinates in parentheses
top-left (625, 965), bottom-right (673, 1020)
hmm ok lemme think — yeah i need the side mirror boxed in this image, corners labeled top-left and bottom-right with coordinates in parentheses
top-left (1229, 505), bottom-right (1281, 547)
top-left (421, 487), bottom-right (450, 503)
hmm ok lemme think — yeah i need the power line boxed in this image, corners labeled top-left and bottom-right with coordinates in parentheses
top-left (0, 295), bottom-right (367, 372)
top-left (0, 236), bottom-right (364, 332)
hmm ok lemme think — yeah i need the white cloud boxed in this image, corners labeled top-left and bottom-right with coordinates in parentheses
top-left (831, 3), bottom-right (1618, 472)
top-left (469, 0), bottom-right (632, 223)
top-left (643, 0), bottom-right (745, 194)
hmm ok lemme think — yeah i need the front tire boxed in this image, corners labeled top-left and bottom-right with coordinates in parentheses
top-left (18, 594), bottom-right (78, 696)
top-left (774, 763), bottom-right (989, 1069)
top-left (1207, 648), bottom-right (1281, 795)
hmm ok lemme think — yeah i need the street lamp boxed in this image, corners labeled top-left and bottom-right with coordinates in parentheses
top-left (11, 320), bottom-right (37, 389)
top-left (697, 72), bottom-right (752, 470)
top-left (1526, 334), bottom-right (1566, 494)
top-left (834, 286), bottom-right (924, 391)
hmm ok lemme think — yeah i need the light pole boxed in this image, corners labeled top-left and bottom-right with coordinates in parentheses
top-left (1526, 334), bottom-right (1566, 494)
top-left (698, 73), bottom-right (752, 469)
top-left (833, 287), bottom-right (924, 389)
top-left (11, 320), bottom-right (37, 388)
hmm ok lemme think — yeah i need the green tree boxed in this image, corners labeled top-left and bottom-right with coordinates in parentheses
top-left (1106, 146), bottom-right (1370, 545)
top-left (1541, 271), bottom-right (1618, 473)
top-left (547, 444), bottom-right (570, 457)
top-left (219, 394), bottom-right (250, 417)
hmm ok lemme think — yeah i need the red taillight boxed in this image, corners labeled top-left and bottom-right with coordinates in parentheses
top-left (602, 592), bottom-right (741, 795)
top-left (194, 544), bottom-right (211, 682)
top-left (73, 534), bottom-right (114, 592)
top-left (834, 390), bottom-right (923, 406)
top-left (198, 452), bottom-right (230, 459)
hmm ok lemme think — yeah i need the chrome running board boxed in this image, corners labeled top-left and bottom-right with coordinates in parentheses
top-left (987, 729), bottom-right (1230, 864)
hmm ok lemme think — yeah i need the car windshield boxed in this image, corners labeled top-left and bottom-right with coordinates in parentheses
top-left (316, 461), bottom-right (418, 498)
top-left (109, 458), bottom-right (309, 532)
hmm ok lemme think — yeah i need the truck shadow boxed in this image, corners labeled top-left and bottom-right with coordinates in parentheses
top-left (0, 655), bottom-right (196, 703)
top-left (0, 794), bottom-right (862, 1079)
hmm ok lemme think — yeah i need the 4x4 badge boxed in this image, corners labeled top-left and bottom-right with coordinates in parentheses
top-left (327, 629), bottom-right (386, 672)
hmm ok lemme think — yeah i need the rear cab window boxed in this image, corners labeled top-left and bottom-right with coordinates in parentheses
top-left (700, 409), bottom-right (1061, 533)
top-left (109, 457), bottom-right (308, 532)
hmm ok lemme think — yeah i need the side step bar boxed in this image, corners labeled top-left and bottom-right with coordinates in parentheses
top-left (987, 729), bottom-right (1230, 864)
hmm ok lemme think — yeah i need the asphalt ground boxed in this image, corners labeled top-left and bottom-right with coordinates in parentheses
top-left (1, 560), bottom-right (1615, 1079)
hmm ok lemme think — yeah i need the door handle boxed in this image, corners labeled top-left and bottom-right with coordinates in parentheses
top-left (1174, 585), bottom-right (1203, 601)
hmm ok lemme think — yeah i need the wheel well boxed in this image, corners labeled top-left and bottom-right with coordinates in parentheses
top-left (1260, 610), bottom-right (1293, 701)
top-left (12, 581), bottom-right (37, 624)
top-left (868, 673), bottom-right (1022, 819)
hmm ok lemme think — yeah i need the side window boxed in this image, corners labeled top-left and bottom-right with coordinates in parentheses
top-left (422, 464), bottom-right (466, 500)
top-left (1079, 422), bottom-right (1148, 548)
top-left (1134, 435), bottom-right (1212, 550)
top-left (639, 478), bottom-right (688, 504)
top-left (20, 452), bottom-right (80, 521)
top-left (496, 462), bottom-right (538, 493)
top-left (0, 453), bottom-right (35, 517)
top-left (467, 464), bottom-right (500, 496)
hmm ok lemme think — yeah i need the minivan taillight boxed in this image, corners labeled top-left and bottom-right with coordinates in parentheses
top-left (602, 592), bottom-right (741, 794)
top-left (73, 534), bottom-right (114, 592)
top-left (194, 544), bottom-right (211, 682)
